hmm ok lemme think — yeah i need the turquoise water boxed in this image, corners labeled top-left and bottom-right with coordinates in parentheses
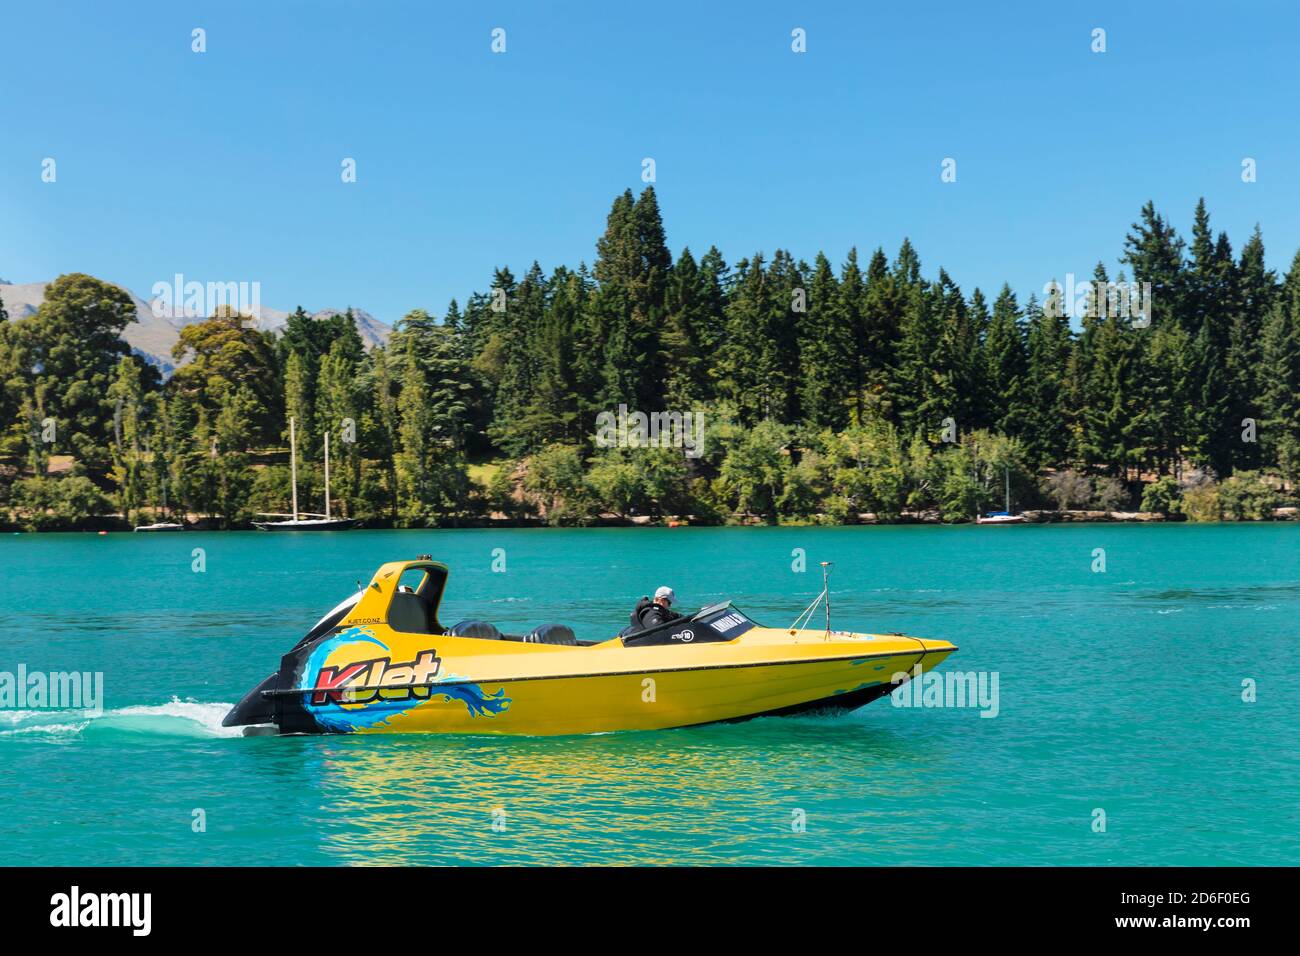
top-left (2, 525), bottom-right (1297, 866)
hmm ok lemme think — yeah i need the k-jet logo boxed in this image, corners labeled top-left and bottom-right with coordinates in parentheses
top-left (311, 649), bottom-right (442, 704)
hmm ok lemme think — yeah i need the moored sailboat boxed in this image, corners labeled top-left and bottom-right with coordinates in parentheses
top-left (254, 418), bottom-right (358, 531)
top-left (976, 467), bottom-right (1025, 524)
top-left (134, 472), bottom-right (183, 531)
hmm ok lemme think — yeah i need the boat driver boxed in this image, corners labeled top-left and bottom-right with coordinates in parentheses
top-left (630, 586), bottom-right (682, 632)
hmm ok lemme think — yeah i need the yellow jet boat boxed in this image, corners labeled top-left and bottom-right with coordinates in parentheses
top-left (223, 556), bottom-right (957, 736)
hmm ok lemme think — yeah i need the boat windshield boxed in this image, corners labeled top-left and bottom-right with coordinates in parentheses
top-left (622, 602), bottom-right (758, 647)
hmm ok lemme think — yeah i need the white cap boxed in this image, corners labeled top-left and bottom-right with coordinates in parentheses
top-left (654, 586), bottom-right (676, 604)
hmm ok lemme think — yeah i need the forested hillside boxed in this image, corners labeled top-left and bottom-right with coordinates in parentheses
top-left (2, 187), bottom-right (1298, 529)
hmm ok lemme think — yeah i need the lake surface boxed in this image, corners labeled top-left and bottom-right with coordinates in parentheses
top-left (2, 524), bottom-right (1297, 865)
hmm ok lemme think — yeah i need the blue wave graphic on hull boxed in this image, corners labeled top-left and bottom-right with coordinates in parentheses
top-left (428, 683), bottom-right (512, 717)
top-left (298, 626), bottom-right (512, 732)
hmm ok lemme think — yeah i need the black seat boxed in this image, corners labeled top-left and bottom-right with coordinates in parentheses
top-left (449, 620), bottom-right (503, 640)
top-left (522, 623), bottom-right (577, 646)
top-left (388, 591), bottom-right (431, 634)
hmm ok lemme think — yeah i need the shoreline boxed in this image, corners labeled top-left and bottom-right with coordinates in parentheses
top-left (3, 507), bottom-right (1297, 533)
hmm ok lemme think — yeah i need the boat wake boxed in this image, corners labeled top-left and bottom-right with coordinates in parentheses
top-left (0, 699), bottom-right (239, 740)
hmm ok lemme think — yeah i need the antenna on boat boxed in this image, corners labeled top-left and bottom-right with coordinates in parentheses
top-left (821, 561), bottom-right (833, 637)
top-left (789, 560), bottom-right (835, 639)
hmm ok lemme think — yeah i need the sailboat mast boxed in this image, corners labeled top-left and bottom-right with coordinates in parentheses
top-left (289, 416), bottom-right (299, 522)
top-left (324, 431), bottom-right (331, 519)
top-left (1005, 467), bottom-right (1011, 513)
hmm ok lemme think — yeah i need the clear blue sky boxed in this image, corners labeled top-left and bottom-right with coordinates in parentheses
top-left (4, 0), bottom-right (1299, 325)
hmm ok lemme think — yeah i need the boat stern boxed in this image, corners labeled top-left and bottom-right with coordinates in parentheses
top-left (222, 672), bottom-right (281, 729)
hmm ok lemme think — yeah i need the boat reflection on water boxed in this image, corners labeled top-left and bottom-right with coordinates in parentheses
top-left (263, 716), bottom-right (953, 866)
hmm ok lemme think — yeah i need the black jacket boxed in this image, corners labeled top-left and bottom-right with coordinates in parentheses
top-left (629, 596), bottom-right (681, 632)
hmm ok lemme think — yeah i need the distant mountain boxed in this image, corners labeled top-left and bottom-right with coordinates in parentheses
top-left (0, 279), bottom-right (391, 376)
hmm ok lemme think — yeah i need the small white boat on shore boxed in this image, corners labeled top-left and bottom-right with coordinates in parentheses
top-left (134, 473), bottom-right (184, 531)
top-left (975, 512), bottom-right (1025, 525)
top-left (976, 468), bottom-right (1025, 524)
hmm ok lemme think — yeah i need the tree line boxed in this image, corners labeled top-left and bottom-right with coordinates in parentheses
top-left (2, 187), bottom-right (1298, 529)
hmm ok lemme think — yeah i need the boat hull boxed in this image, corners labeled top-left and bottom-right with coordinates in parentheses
top-left (253, 518), bottom-right (359, 531)
top-left (251, 635), bottom-right (953, 736)
top-left (223, 557), bottom-right (958, 737)
top-left (337, 653), bottom-right (938, 735)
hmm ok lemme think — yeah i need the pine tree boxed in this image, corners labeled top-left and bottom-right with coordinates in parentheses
top-left (520, 267), bottom-right (586, 446)
top-left (1137, 313), bottom-right (1193, 477)
top-left (857, 248), bottom-right (899, 423)
top-left (277, 306), bottom-right (326, 428)
top-left (797, 252), bottom-right (851, 431)
top-left (1184, 200), bottom-right (1236, 476)
top-left (933, 270), bottom-right (979, 430)
top-left (1228, 226), bottom-right (1276, 470)
top-left (894, 238), bottom-right (921, 286)
top-left (1023, 294), bottom-right (1073, 466)
top-left (718, 255), bottom-right (773, 424)
top-left (661, 247), bottom-right (708, 410)
top-left (893, 279), bottom-right (949, 438)
top-left (887, 240), bottom-right (936, 434)
top-left (592, 187), bottom-right (672, 413)
top-left (1081, 305), bottom-right (1140, 476)
top-left (1073, 263), bottom-right (1142, 475)
top-left (763, 250), bottom-right (806, 425)
top-left (837, 248), bottom-right (867, 421)
top-left (966, 287), bottom-right (993, 429)
top-left (984, 284), bottom-right (1028, 437)
top-left (1122, 200), bottom-right (1192, 469)
top-left (1122, 201), bottom-right (1186, 331)
top-left (696, 246), bottom-right (729, 361)
top-left (424, 324), bottom-right (473, 454)
top-left (488, 266), bottom-right (546, 454)
top-left (1259, 251), bottom-right (1300, 480)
